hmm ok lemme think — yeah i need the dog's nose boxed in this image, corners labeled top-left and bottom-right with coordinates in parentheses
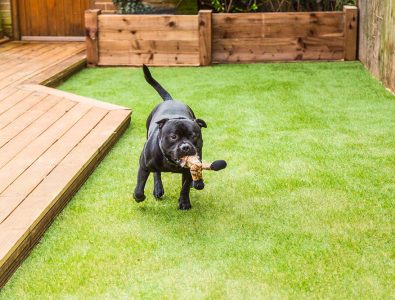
top-left (180, 143), bottom-right (191, 153)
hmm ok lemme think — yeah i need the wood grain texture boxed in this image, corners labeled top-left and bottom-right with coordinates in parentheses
top-left (25, 52), bottom-right (86, 86)
top-left (95, 10), bottom-right (357, 65)
top-left (0, 41), bottom-right (132, 289)
top-left (0, 110), bottom-right (130, 288)
top-left (0, 95), bottom-right (58, 148)
top-left (98, 14), bottom-right (198, 31)
top-left (0, 99), bottom-right (77, 169)
top-left (343, 6), bottom-right (358, 61)
top-left (198, 10), bottom-right (212, 66)
top-left (213, 11), bottom-right (346, 63)
top-left (97, 14), bottom-right (200, 66)
top-left (358, 0), bottom-right (395, 93)
top-left (85, 9), bottom-right (101, 66)
top-left (0, 106), bottom-right (108, 224)
top-left (0, 42), bottom-right (85, 91)
top-left (17, 0), bottom-right (92, 37)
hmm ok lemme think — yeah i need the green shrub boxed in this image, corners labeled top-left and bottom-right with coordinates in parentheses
top-left (202, 0), bottom-right (356, 12)
top-left (112, 0), bottom-right (198, 14)
top-left (112, 0), bottom-right (154, 14)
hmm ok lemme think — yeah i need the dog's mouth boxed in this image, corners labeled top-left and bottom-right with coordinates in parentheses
top-left (177, 146), bottom-right (197, 159)
top-left (159, 136), bottom-right (199, 166)
top-left (167, 147), bottom-right (197, 165)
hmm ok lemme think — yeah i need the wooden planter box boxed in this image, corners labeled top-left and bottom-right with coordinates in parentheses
top-left (85, 6), bottom-right (357, 66)
top-left (0, 12), bottom-right (3, 39)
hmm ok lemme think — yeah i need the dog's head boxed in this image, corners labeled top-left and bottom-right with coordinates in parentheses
top-left (157, 117), bottom-right (207, 164)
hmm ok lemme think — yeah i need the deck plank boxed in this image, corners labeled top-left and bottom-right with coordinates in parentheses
top-left (0, 44), bottom-right (51, 65)
top-left (0, 110), bottom-right (130, 281)
top-left (25, 51), bottom-right (86, 86)
top-left (0, 42), bottom-right (26, 52)
top-left (0, 87), bottom-right (19, 101)
top-left (0, 89), bottom-right (34, 114)
top-left (0, 44), bottom-right (85, 90)
top-left (0, 102), bottom-right (92, 193)
top-left (0, 107), bottom-right (108, 223)
top-left (0, 44), bottom-right (59, 78)
top-left (0, 95), bottom-right (61, 148)
top-left (0, 41), bottom-right (132, 288)
top-left (0, 99), bottom-right (76, 169)
top-left (0, 92), bottom-right (49, 130)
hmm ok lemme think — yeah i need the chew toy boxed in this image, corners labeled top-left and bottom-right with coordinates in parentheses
top-left (180, 155), bottom-right (227, 190)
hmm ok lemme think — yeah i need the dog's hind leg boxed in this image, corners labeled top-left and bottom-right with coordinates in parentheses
top-left (153, 172), bottom-right (164, 199)
top-left (133, 166), bottom-right (150, 202)
top-left (178, 171), bottom-right (192, 210)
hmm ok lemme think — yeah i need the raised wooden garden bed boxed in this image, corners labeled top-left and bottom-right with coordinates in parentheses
top-left (85, 6), bottom-right (357, 66)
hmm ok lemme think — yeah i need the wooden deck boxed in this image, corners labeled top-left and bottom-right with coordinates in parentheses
top-left (0, 42), bottom-right (132, 287)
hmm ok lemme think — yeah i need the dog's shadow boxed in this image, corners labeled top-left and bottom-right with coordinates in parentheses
top-left (134, 193), bottom-right (209, 220)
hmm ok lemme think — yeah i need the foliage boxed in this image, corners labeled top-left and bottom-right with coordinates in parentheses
top-left (112, 0), bottom-right (153, 14)
top-left (112, 0), bottom-right (195, 14)
top-left (201, 0), bottom-right (356, 12)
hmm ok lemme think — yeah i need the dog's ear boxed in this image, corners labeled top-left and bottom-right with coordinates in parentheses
top-left (195, 118), bottom-right (207, 128)
top-left (156, 118), bottom-right (169, 129)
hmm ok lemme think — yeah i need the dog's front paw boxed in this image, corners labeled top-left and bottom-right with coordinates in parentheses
top-left (133, 192), bottom-right (146, 203)
top-left (153, 184), bottom-right (164, 199)
top-left (178, 200), bottom-right (192, 210)
top-left (192, 180), bottom-right (204, 190)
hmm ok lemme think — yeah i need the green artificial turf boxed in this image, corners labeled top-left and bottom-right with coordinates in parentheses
top-left (1, 62), bottom-right (394, 299)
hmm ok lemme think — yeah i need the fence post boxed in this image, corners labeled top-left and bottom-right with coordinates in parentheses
top-left (85, 9), bottom-right (101, 67)
top-left (343, 5), bottom-right (358, 61)
top-left (198, 10), bottom-right (212, 66)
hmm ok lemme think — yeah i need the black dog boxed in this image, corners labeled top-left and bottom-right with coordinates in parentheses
top-left (133, 65), bottom-right (207, 210)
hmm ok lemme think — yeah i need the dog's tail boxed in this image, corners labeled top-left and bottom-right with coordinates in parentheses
top-left (143, 65), bottom-right (173, 101)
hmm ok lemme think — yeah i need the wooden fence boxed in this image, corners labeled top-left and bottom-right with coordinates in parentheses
top-left (85, 6), bottom-right (357, 66)
top-left (358, 0), bottom-right (394, 93)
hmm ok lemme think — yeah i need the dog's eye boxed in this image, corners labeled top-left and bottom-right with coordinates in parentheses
top-left (169, 134), bottom-right (177, 140)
